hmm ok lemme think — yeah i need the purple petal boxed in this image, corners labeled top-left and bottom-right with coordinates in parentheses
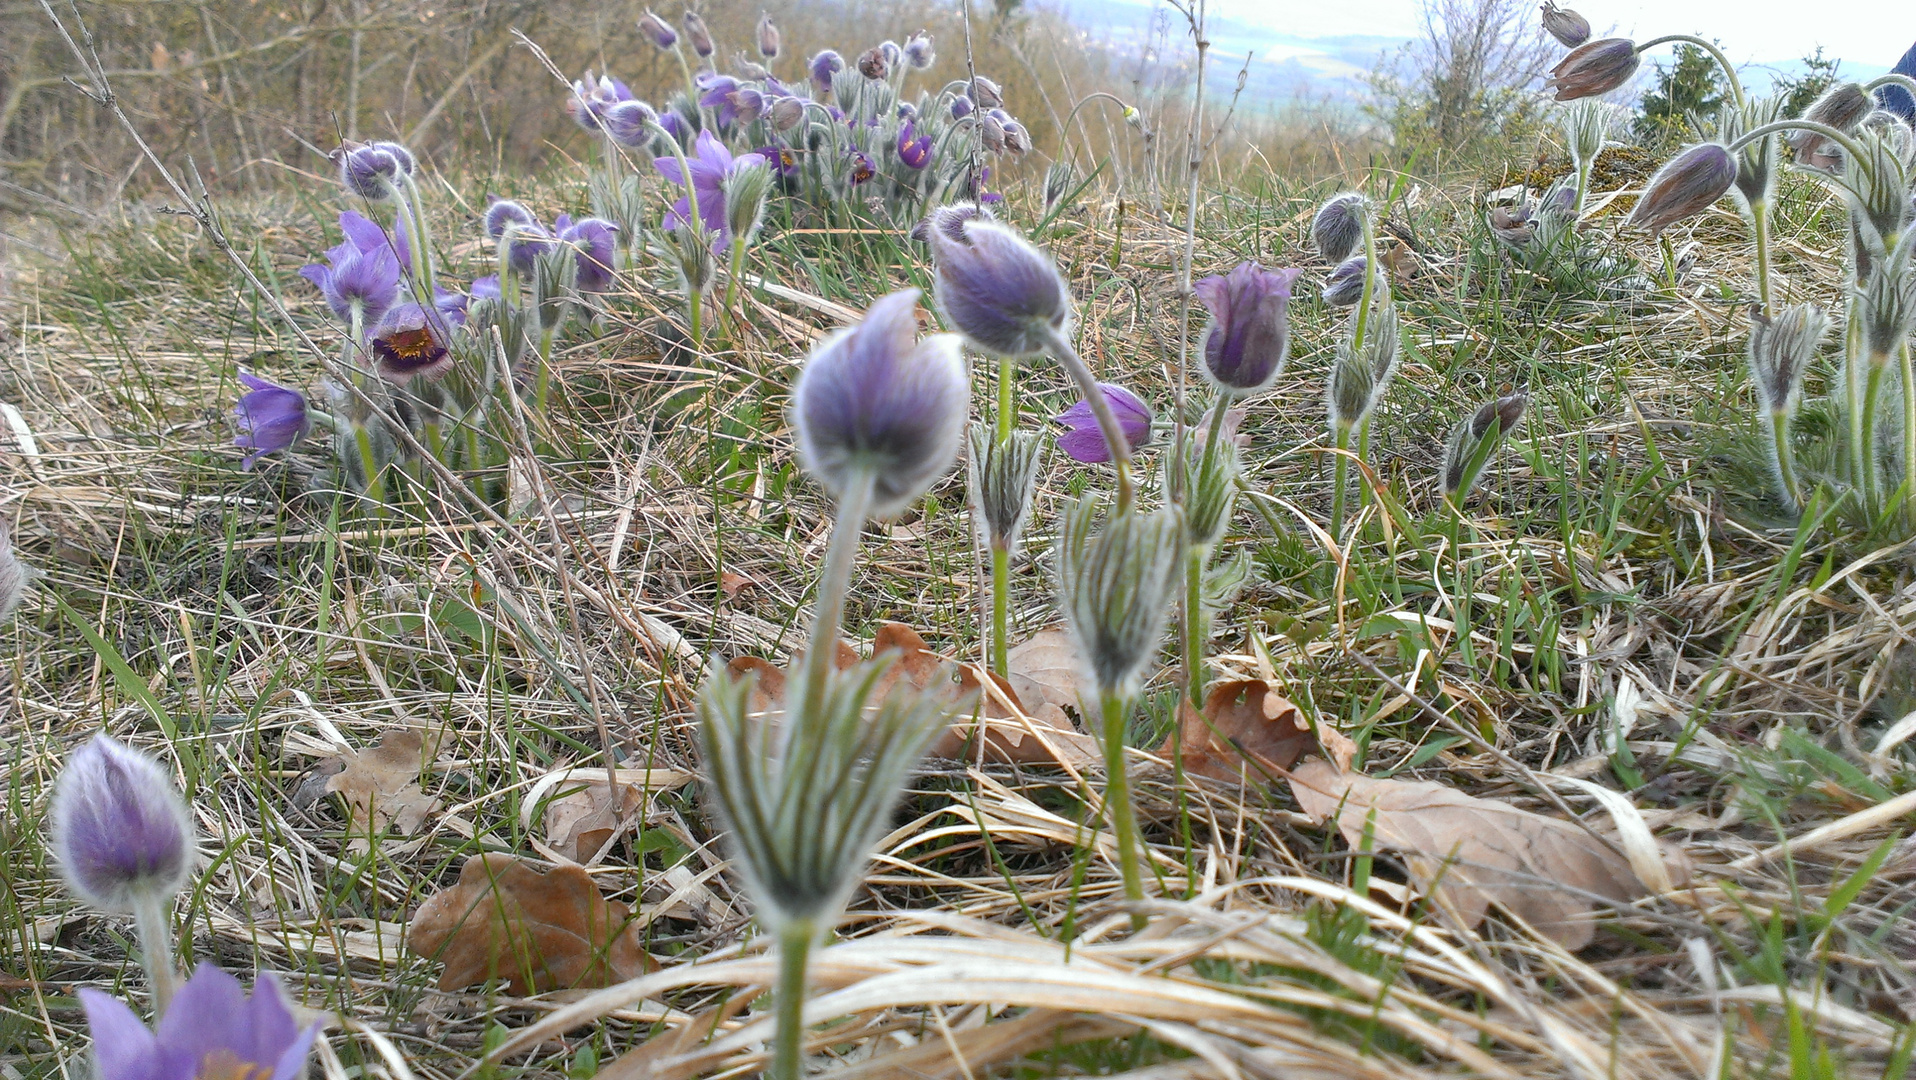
top-left (338, 210), bottom-right (388, 254)
top-left (155, 967), bottom-right (248, 1065)
top-left (1057, 426), bottom-right (1114, 463)
top-left (79, 988), bottom-right (162, 1080)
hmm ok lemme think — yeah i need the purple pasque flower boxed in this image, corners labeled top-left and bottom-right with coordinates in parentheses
top-left (335, 140), bottom-right (414, 201)
top-left (1054, 383), bottom-right (1152, 463)
top-left (757, 145), bottom-right (801, 179)
top-left (929, 215), bottom-right (1072, 357)
top-left (298, 211), bottom-right (401, 329)
top-left (81, 965), bottom-right (319, 1080)
top-left (231, 372), bottom-right (312, 470)
top-left (638, 10), bottom-right (677, 49)
top-left (567, 70), bottom-right (634, 132)
top-left (1321, 256), bottom-right (1367, 307)
top-left (484, 199), bottom-right (557, 276)
top-left (846, 148), bottom-right (877, 185)
top-left (897, 122), bottom-right (934, 169)
top-left (756, 14), bottom-right (781, 58)
top-left (603, 99), bottom-right (662, 149)
top-left (1546, 38), bottom-right (1639, 100)
top-left (1628, 143), bottom-right (1737, 237)
top-left (810, 50), bottom-right (845, 95)
top-left (903, 31), bottom-right (935, 70)
top-left (561, 217), bottom-right (619, 292)
top-left (656, 130), bottom-right (767, 249)
top-left (49, 734), bottom-right (194, 912)
top-left (681, 11), bottom-right (715, 58)
top-left (911, 201), bottom-right (994, 244)
top-left (1195, 261), bottom-right (1303, 394)
top-left (791, 289), bottom-right (968, 516)
top-left (369, 303), bottom-right (453, 384)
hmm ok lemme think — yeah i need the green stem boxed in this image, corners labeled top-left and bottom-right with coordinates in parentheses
top-left (996, 356), bottom-right (1016, 442)
top-left (1636, 34), bottom-right (1746, 107)
top-left (796, 471), bottom-right (876, 730)
top-left (723, 239), bottom-right (748, 337)
top-left (1862, 355), bottom-right (1889, 511)
top-left (1331, 422), bottom-right (1353, 541)
top-left (1098, 688), bottom-right (1147, 930)
top-left (771, 918), bottom-right (815, 1080)
top-left (1767, 409), bottom-right (1800, 509)
top-left (673, 44), bottom-right (700, 116)
top-left (990, 542), bottom-right (1010, 675)
top-left (1574, 153), bottom-right (1592, 218)
top-left (1750, 198), bottom-right (1773, 315)
top-left (354, 425), bottom-right (386, 506)
top-left (1037, 325), bottom-right (1134, 513)
top-left (1183, 542), bottom-right (1208, 709)
top-left (1901, 339), bottom-right (1916, 516)
top-left (1847, 304), bottom-right (1868, 487)
top-left (687, 290), bottom-right (704, 350)
top-left (131, 892), bottom-right (179, 1014)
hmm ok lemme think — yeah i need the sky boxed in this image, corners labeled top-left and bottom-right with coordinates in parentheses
top-left (1052, 0), bottom-right (1908, 101)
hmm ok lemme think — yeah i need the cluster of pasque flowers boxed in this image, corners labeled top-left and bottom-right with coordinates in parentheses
top-left (49, 734), bottom-right (320, 1078)
top-left (1540, 2), bottom-right (1916, 523)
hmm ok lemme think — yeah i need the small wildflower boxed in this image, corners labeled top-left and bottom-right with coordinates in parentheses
top-left (369, 303), bottom-right (453, 383)
top-left (810, 50), bottom-right (845, 95)
top-left (1539, 1), bottom-right (1590, 48)
top-left (897, 123), bottom-right (933, 169)
top-left (1546, 38), bottom-right (1640, 100)
top-left (566, 71), bottom-right (633, 132)
top-left (1311, 193), bottom-right (1367, 263)
top-left (80, 966), bottom-right (320, 1080)
top-left (682, 11), bottom-right (715, 58)
top-left (335, 140), bottom-right (413, 200)
top-left (903, 32), bottom-right (935, 70)
top-left (756, 14), bottom-right (780, 59)
top-left (1195, 262), bottom-right (1303, 394)
top-left (656, 131), bottom-right (768, 250)
top-left (637, 10), bottom-right (678, 49)
top-left (1628, 142), bottom-right (1737, 236)
top-left (298, 211), bottom-right (401, 328)
top-left (50, 735), bottom-right (193, 913)
top-left (1321, 256), bottom-right (1367, 307)
top-left (928, 216), bottom-right (1073, 357)
top-left (560, 218), bottom-right (618, 293)
top-left (1054, 383), bottom-right (1152, 463)
top-left (232, 372), bottom-right (311, 469)
top-left (846, 149), bottom-right (877, 185)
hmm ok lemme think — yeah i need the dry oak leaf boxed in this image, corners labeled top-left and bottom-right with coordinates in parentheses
top-left (324, 727), bottom-right (439, 836)
top-left (543, 780), bottom-right (648, 865)
top-left (1290, 760), bottom-right (1647, 950)
top-left (408, 853), bottom-right (658, 993)
top-left (1168, 679), bottom-right (1312, 782)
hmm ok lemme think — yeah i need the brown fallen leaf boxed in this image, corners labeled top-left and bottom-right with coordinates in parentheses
top-left (1380, 236), bottom-right (1420, 284)
top-left (325, 728), bottom-right (439, 836)
top-left (1004, 630), bottom-right (1081, 726)
top-left (543, 779), bottom-right (647, 865)
top-left (1289, 760), bottom-right (1648, 949)
top-left (1168, 679), bottom-right (1312, 782)
top-left (408, 853), bottom-right (658, 993)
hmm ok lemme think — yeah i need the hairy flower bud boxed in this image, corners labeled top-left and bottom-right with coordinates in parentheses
top-left (1059, 500), bottom-right (1183, 698)
top-left (756, 14), bottom-right (780, 59)
top-left (1546, 38), bottom-right (1640, 101)
top-left (1326, 292), bottom-right (1400, 429)
top-left (50, 735), bottom-right (194, 912)
top-left (904, 32), bottom-right (935, 70)
top-left (969, 75), bottom-right (1004, 109)
top-left (484, 198), bottom-right (537, 240)
top-left (1321, 256), bottom-right (1367, 306)
top-left (560, 217), bottom-right (617, 293)
top-left (638, 10), bottom-right (678, 49)
top-left (681, 11), bottom-right (715, 58)
top-left (929, 217), bottom-right (1073, 357)
top-left (1196, 262), bottom-right (1302, 394)
top-left (857, 46), bottom-right (890, 81)
top-left (1748, 302), bottom-right (1828, 413)
top-left (1311, 193), bottom-right (1367, 263)
top-left (1791, 83), bottom-right (1871, 165)
top-left (810, 50), bottom-right (845, 95)
top-left (335, 141), bottom-right (412, 200)
top-left (1442, 394), bottom-right (1527, 499)
top-left (670, 222), bottom-right (715, 294)
top-left (1628, 143), bottom-right (1737, 237)
top-left (1539, 1), bottom-right (1590, 47)
top-left (1720, 96), bottom-right (1786, 210)
top-left (722, 160), bottom-right (774, 246)
top-left (1861, 261), bottom-right (1916, 359)
top-left (1564, 98), bottom-right (1607, 163)
top-left (967, 423), bottom-right (1046, 549)
top-left (768, 95), bottom-right (805, 131)
top-left (603, 99), bottom-right (662, 149)
top-left (912, 202), bottom-right (994, 244)
top-left (791, 289), bottom-right (968, 517)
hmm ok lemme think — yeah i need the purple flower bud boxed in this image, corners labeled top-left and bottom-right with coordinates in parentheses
top-left (810, 50), bottom-right (845, 95)
top-left (768, 96), bottom-right (805, 131)
top-left (602, 100), bottom-right (661, 149)
top-left (791, 289), bottom-right (969, 516)
top-left (369, 303), bottom-right (453, 383)
top-left (929, 216), bottom-right (1073, 357)
top-left (1321, 256), bottom-right (1367, 306)
top-left (1790, 83), bottom-right (1872, 163)
top-left (49, 734), bottom-right (194, 912)
top-left (756, 14), bottom-right (781, 58)
top-left (879, 40), bottom-right (902, 67)
top-left (897, 123), bottom-right (934, 169)
top-left (1195, 262), bottom-right (1303, 394)
top-left (980, 116), bottom-right (1007, 154)
top-left (950, 95), bottom-right (974, 120)
top-left (1054, 383), bottom-right (1151, 463)
top-left (232, 371), bottom-right (311, 469)
top-left (1312, 192), bottom-right (1367, 263)
top-left (1628, 143), bottom-right (1737, 237)
top-left (484, 198), bottom-right (536, 239)
top-left (903, 32), bottom-right (935, 70)
top-left (727, 88), bottom-right (767, 125)
top-left (1539, 1), bottom-right (1590, 48)
top-left (81, 966), bottom-right (320, 1080)
top-left (1002, 119), bottom-right (1031, 155)
top-left (561, 217), bottom-right (618, 292)
top-left (858, 46), bottom-right (890, 81)
top-left (1546, 38), bottom-right (1640, 101)
top-left (682, 11), bottom-right (715, 58)
top-left (335, 142), bottom-right (407, 200)
top-left (969, 75), bottom-right (1004, 109)
top-left (911, 202), bottom-right (994, 244)
top-left (638, 10), bottom-right (678, 49)
top-left (846, 149), bottom-right (877, 185)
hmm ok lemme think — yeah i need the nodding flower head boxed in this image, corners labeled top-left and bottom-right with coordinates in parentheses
top-left (1748, 302), bottom-right (1828, 414)
top-left (1196, 262), bottom-right (1304, 394)
top-left (928, 216), bottom-right (1073, 357)
top-left (566, 71), bottom-right (633, 132)
top-left (335, 141), bottom-right (414, 200)
top-left (912, 202), bottom-right (994, 244)
top-left (898, 123), bottom-right (934, 169)
top-left (560, 217), bottom-right (618, 293)
top-left (857, 46), bottom-right (890, 81)
top-left (1054, 383), bottom-right (1152, 464)
top-left (756, 14), bottom-right (780, 58)
top-left (1790, 82), bottom-right (1872, 164)
top-left (904, 32), bottom-right (935, 69)
top-left (846, 148), bottom-right (877, 186)
top-left (1311, 192), bottom-right (1368, 263)
top-left (638, 10), bottom-right (678, 49)
top-left (969, 75), bottom-right (1004, 109)
top-left (603, 100), bottom-right (661, 149)
top-left (484, 198), bottom-right (537, 241)
top-left (49, 734), bottom-right (194, 912)
top-left (1628, 142), bottom-right (1737, 237)
top-left (950, 95), bottom-right (974, 120)
top-left (1321, 255), bottom-right (1367, 307)
top-left (1539, 1), bottom-right (1590, 48)
top-left (1546, 38), bottom-right (1639, 100)
top-left (369, 303), bottom-right (454, 383)
top-left (80, 966), bottom-right (320, 1080)
top-left (810, 50), bottom-right (845, 95)
top-left (1442, 394), bottom-right (1528, 498)
top-left (681, 11), bottom-right (715, 57)
top-left (298, 211), bottom-right (401, 328)
top-left (980, 116), bottom-right (1008, 155)
top-left (232, 371), bottom-right (310, 470)
top-left (768, 96), bottom-right (805, 131)
top-left (790, 289), bottom-right (969, 517)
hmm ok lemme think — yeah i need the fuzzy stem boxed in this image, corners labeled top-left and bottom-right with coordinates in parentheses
top-left (796, 470), bottom-right (875, 731)
top-left (1331, 422), bottom-right (1353, 541)
top-left (1767, 408), bottom-right (1800, 509)
top-left (1038, 325), bottom-right (1134, 512)
top-left (990, 542), bottom-right (1010, 675)
top-left (1862, 354), bottom-right (1890, 511)
top-left (1846, 306), bottom-right (1868, 488)
top-left (723, 238), bottom-right (748, 337)
top-left (1574, 153), bottom-right (1592, 219)
top-left (131, 892), bottom-right (179, 1014)
top-left (1866, 73), bottom-right (1916, 98)
top-left (673, 44), bottom-right (700, 114)
top-left (771, 918), bottom-right (815, 1080)
top-left (1350, 213), bottom-right (1380, 355)
top-left (1098, 688), bottom-right (1148, 930)
top-left (1749, 198), bottom-right (1773, 316)
top-left (1726, 119), bottom-right (1869, 162)
top-left (1901, 339), bottom-right (1916, 516)
top-left (1635, 34), bottom-right (1746, 107)
top-left (648, 117), bottom-right (709, 351)
top-left (1183, 541), bottom-right (1209, 709)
